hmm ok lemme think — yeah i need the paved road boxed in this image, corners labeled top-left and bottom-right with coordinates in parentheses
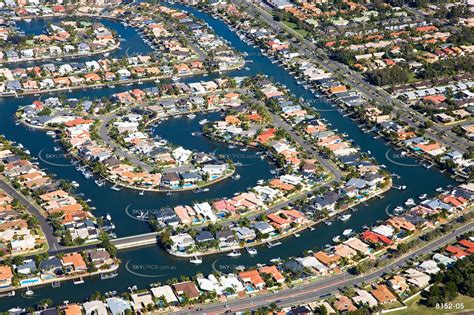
top-left (0, 177), bottom-right (64, 253)
top-left (172, 220), bottom-right (474, 314)
top-left (234, 0), bottom-right (473, 154)
top-left (268, 111), bottom-right (343, 181)
top-left (98, 112), bottom-right (153, 172)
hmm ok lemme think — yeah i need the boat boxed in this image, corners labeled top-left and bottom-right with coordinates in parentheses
top-left (232, 174), bottom-right (241, 180)
top-left (24, 287), bottom-right (34, 296)
top-left (342, 229), bottom-right (353, 237)
top-left (324, 221), bottom-right (332, 226)
top-left (339, 214), bottom-right (351, 222)
top-left (227, 250), bottom-right (241, 257)
top-left (101, 272), bottom-right (118, 280)
top-left (171, 76), bottom-right (180, 82)
top-left (187, 114), bottom-right (196, 119)
top-left (246, 247), bottom-right (257, 255)
top-left (51, 281), bottom-right (61, 288)
top-left (53, 147), bottom-right (61, 152)
top-left (106, 213), bottom-right (112, 221)
top-left (436, 187), bottom-right (444, 192)
top-left (198, 119), bottom-right (208, 125)
top-left (270, 257), bottom-right (281, 264)
top-left (294, 232), bottom-right (300, 238)
top-left (139, 190), bottom-right (144, 196)
top-left (190, 256), bottom-right (202, 265)
top-left (404, 198), bottom-right (415, 206)
top-left (235, 265), bottom-right (246, 271)
top-left (418, 194), bottom-right (427, 200)
top-left (71, 181), bottom-right (79, 188)
top-left (332, 235), bottom-right (341, 243)
top-left (394, 206), bottom-right (405, 213)
top-left (46, 130), bottom-right (56, 136)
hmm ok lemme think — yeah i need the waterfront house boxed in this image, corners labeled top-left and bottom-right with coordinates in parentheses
top-left (173, 281), bottom-right (201, 300)
top-left (296, 256), bottom-right (328, 274)
top-left (387, 275), bottom-right (409, 293)
top-left (106, 297), bottom-right (132, 315)
top-left (174, 205), bottom-right (194, 225)
top-left (446, 245), bottom-right (469, 259)
top-left (131, 292), bottom-right (154, 312)
top-left (86, 249), bottom-right (113, 268)
top-left (258, 265), bottom-right (285, 284)
top-left (0, 265), bottom-right (13, 287)
top-left (239, 269), bottom-right (265, 290)
top-left (361, 230), bottom-right (393, 246)
top-left (161, 172), bottom-right (180, 187)
top-left (344, 237), bottom-right (371, 256)
top-left (170, 233), bottom-right (195, 252)
top-left (233, 226), bottom-right (256, 241)
top-left (252, 221), bottom-right (275, 235)
top-left (83, 300), bottom-right (108, 315)
top-left (150, 285), bottom-right (179, 305)
top-left (418, 260), bottom-right (440, 274)
top-left (334, 244), bottom-right (357, 259)
top-left (314, 251), bottom-right (341, 268)
top-left (61, 253), bottom-right (87, 274)
top-left (195, 230), bottom-right (214, 244)
top-left (15, 259), bottom-right (37, 275)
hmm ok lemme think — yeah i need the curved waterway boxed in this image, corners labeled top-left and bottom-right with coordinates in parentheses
top-left (0, 2), bottom-right (453, 310)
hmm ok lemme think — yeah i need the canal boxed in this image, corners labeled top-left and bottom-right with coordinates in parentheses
top-left (0, 2), bottom-right (454, 310)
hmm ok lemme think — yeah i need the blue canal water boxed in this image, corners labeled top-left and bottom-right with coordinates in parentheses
top-left (0, 3), bottom-right (453, 310)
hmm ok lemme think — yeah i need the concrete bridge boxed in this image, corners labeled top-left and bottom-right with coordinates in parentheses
top-left (111, 232), bottom-right (160, 250)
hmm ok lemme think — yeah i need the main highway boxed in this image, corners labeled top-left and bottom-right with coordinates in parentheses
top-left (173, 220), bottom-right (473, 314)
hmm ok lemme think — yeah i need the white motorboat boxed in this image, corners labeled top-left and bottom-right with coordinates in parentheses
top-left (232, 174), bottom-right (241, 180)
top-left (227, 250), bottom-right (241, 257)
top-left (71, 181), bottom-right (79, 188)
top-left (187, 114), bottom-right (196, 119)
top-left (404, 198), bottom-right (415, 206)
top-left (24, 287), bottom-right (34, 296)
top-left (190, 256), bottom-right (202, 265)
top-left (394, 206), bottom-right (405, 213)
top-left (332, 235), bottom-right (341, 243)
top-left (106, 213), bottom-right (112, 221)
top-left (269, 257), bottom-right (281, 263)
top-left (418, 194), bottom-right (427, 200)
top-left (342, 229), bottom-right (353, 237)
top-left (246, 247), bottom-right (257, 255)
top-left (199, 119), bottom-right (208, 125)
top-left (339, 214), bottom-right (351, 222)
top-left (324, 221), bottom-right (332, 226)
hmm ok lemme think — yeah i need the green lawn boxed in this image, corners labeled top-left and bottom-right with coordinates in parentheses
top-left (393, 295), bottom-right (474, 315)
top-left (281, 21), bottom-right (308, 38)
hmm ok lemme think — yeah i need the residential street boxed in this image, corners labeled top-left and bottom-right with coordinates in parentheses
top-left (0, 177), bottom-right (64, 253)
